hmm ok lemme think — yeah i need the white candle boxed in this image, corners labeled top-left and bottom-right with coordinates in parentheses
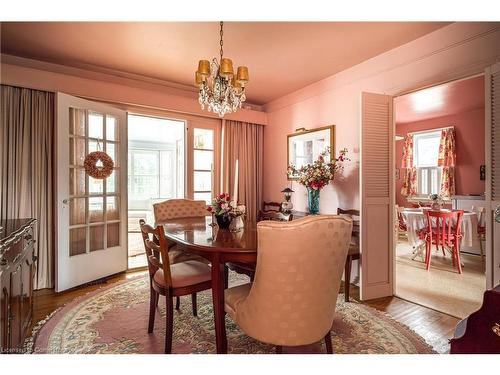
top-left (233, 159), bottom-right (239, 206)
top-left (210, 163), bottom-right (214, 200)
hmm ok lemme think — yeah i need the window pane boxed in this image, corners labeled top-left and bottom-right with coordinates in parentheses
top-left (70, 198), bottom-right (86, 225)
top-left (89, 225), bottom-right (104, 252)
top-left (89, 175), bottom-right (103, 195)
top-left (420, 169), bottom-right (428, 195)
top-left (431, 168), bottom-right (439, 194)
top-left (69, 168), bottom-right (86, 196)
top-left (194, 171), bottom-right (212, 192)
top-left (107, 169), bottom-right (118, 194)
top-left (89, 112), bottom-right (104, 139)
top-left (133, 151), bottom-right (158, 176)
top-left (69, 108), bottom-right (86, 136)
top-left (194, 150), bottom-right (213, 171)
top-left (194, 192), bottom-right (211, 204)
top-left (132, 176), bottom-right (159, 199)
top-left (70, 137), bottom-right (86, 166)
top-left (106, 196), bottom-right (120, 220)
top-left (106, 142), bottom-right (119, 167)
top-left (160, 151), bottom-right (175, 198)
top-left (69, 227), bottom-right (86, 256)
top-left (414, 133), bottom-right (440, 167)
top-left (106, 115), bottom-right (118, 141)
top-left (89, 197), bottom-right (104, 223)
top-left (194, 128), bottom-right (213, 149)
top-left (107, 223), bottom-right (120, 248)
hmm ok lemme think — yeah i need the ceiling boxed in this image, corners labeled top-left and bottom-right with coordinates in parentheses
top-left (395, 75), bottom-right (485, 124)
top-left (0, 22), bottom-right (450, 105)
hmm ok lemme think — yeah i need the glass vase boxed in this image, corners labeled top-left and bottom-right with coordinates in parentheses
top-left (215, 213), bottom-right (232, 229)
top-left (307, 187), bottom-right (320, 214)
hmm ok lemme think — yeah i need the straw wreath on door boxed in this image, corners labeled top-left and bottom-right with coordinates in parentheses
top-left (84, 139), bottom-right (114, 179)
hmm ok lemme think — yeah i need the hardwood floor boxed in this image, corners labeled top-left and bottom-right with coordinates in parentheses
top-left (32, 269), bottom-right (459, 353)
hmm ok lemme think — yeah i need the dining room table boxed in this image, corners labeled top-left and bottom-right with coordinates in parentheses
top-left (401, 208), bottom-right (480, 258)
top-left (159, 215), bottom-right (258, 354)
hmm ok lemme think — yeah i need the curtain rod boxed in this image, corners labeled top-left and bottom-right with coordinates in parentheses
top-left (406, 125), bottom-right (454, 136)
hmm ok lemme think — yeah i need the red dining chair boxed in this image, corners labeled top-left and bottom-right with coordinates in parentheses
top-left (472, 206), bottom-right (486, 261)
top-left (420, 210), bottom-right (464, 274)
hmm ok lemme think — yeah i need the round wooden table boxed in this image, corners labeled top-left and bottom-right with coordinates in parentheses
top-left (160, 216), bottom-right (257, 354)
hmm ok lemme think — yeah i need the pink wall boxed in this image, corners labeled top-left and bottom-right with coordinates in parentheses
top-left (395, 108), bottom-right (485, 207)
top-left (263, 23), bottom-right (500, 215)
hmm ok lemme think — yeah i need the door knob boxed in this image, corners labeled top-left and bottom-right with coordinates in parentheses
top-left (62, 198), bottom-right (72, 205)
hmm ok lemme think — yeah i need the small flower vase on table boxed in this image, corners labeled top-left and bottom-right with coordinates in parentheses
top-left (215, 213), bottom-right (232, 229)
top-left (307, 188), bottom-right (320, 215)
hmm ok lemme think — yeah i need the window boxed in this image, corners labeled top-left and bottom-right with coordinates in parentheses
top-left (413, 131), bottom-right (441, 196)
top-left (193, 128), bottom-right (214, 204)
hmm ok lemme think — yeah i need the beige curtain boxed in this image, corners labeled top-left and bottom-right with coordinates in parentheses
top-left (221, 120), bottom-right (264, 222)
top-left (0, 85), bottom-right (55, 289)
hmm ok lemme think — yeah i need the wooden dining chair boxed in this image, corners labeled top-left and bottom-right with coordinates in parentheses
top-left (337, 208), bottom-right (360, 302)
top-left (139, 219), bottom-right (212, 353)
top-left (153, 198), bottom-right (210, 309)
top-left (224, 216), bottom-right (353, 353)
top-left (472, 206), bottom-right (486, 261)
top-left (421, 210), bottom-right (464, 273)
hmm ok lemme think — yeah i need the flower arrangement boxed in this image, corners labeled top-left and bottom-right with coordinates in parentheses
top-left (287, 147), bottom-right (349, 190)
top-left (207, 193), bottom-right (232, 216)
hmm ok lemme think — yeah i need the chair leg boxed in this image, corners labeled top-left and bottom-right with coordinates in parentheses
top-left (425, 240), bottom-right (431, 270)
top-left (344, 256), bottom-right (352, 303)
top-left (191, 293), bottom-right (197, 317)
top-left (455, 243), bottom-right (463, 274)
top-left (175, 296), bottom-right (180, 310)
top-left (324, 331), bottom-right (333, 354)
top-left (155, 291), bottom-right (160, 307)
top-left (148, 287), bottom-right (157, 333)
top-left (165, 295), bottom-right (174, 354)
top-left (275, 346), bottom-right (282, 354)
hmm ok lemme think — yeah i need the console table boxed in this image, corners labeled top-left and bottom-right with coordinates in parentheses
top-left (0, 219), bottom-right (37, 353)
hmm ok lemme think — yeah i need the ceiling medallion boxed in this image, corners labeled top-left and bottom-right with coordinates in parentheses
top-left (195, 21), bottom-right (249, 117)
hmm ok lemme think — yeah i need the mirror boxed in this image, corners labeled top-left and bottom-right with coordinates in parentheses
top-left (287, 125), bottom-right (335, 180)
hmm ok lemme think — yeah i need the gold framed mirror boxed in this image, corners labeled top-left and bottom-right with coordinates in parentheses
top-left (287, 125), bottom-right (335, 180)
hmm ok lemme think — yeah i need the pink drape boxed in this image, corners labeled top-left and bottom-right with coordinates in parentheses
top-left (0, 85), bottom-right (55, 289)
top-left (438, 129), bottom-right (456, 197)
top-left (400, 134), bottom-right (417, 197)
top-left (221, 120), bottom-right (264, 223)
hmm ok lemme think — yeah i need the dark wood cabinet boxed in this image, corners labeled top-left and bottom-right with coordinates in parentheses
top-left (0, 219), bottom-right (36, 353)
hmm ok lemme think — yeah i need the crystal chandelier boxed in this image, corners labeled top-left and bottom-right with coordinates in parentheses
top-left (195, 22), bottom-right (249, 117)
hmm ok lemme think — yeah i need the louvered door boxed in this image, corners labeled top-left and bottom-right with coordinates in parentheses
top-left (485, 63), bottom-right (500, 289)
top-left (360, 92), bottom-right (394, 300)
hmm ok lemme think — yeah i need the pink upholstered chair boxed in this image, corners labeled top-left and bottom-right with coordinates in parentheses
top-left (153, 198), bottom-right (210, 310)
top-left (139, 220), bottom-right (211, 353)
top-left (224, 215), bottom-right (353, 353)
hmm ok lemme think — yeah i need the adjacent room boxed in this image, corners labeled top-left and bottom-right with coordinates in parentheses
top-left (394, 76), bottom-right (487, 319)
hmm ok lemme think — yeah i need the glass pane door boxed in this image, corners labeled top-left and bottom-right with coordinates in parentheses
top-left (193, 128), bottom-right (215, 204)
top-left (69, 108), bottom-right (121, 256)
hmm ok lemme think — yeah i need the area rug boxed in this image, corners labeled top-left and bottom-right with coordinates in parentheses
top-left (27, 273), bottom-right (436, 354)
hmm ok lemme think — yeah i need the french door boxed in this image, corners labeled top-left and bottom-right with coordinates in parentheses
top-left (56, 93), bottom-right (128, 292)
top-left (360, 92), bottom-right (394, 300)
top-left (485, 62), bottom-right (500, 289)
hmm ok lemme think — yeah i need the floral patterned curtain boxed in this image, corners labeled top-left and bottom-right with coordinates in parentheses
top-left (438, 129), bottom-right (456, 197)
top-left (400, 134), bottom-right (417, 197)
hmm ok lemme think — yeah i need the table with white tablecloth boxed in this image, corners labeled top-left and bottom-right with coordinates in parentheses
top-left (402, 209), bottom-right (480, 253)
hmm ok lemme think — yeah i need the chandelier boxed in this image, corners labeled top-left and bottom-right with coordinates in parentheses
top-left (195, 22), bottom-right (249, 117)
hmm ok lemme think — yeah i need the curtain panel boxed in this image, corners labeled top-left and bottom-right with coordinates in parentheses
top-left (438, 128), bottom-right (456, 197)
top-left (0, 85), bottom-right (55, 289)
top-left (400, 134), bottom-right (417, 197)
top-left (221, 120), bottom-right (264, 223)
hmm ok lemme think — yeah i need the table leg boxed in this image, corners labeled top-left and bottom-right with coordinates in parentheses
top-left (211, 255), bottom-right (227, 354)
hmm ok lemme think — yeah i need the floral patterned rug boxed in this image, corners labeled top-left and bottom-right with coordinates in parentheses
top-left (27, 273), bottom-right (437, 354)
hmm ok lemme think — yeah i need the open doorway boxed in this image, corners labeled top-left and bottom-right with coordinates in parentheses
top-left (393, 75), bottom-right (486, 318)
top-left (127, 114), bottom-right (185, 269)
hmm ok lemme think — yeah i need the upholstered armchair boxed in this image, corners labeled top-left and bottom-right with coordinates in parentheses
top-left (224, 215), bottom-right (353, 353)
top-left (152, 198), bottom-right (211, 310)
